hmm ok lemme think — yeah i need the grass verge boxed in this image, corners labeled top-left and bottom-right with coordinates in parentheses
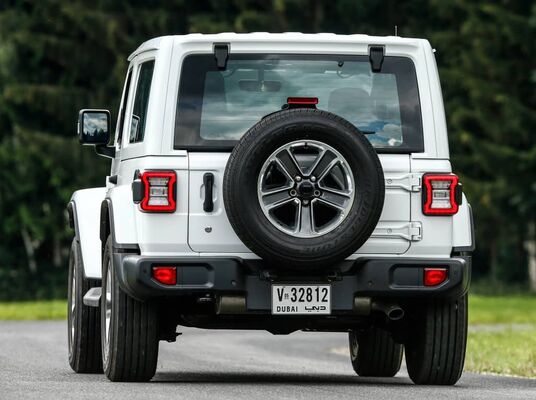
top-left (466, 328), bottom-right (536, 378)
top-left (0, 300), bottom-right (67, 320)
top-left (469, 294), bottom-right (536, 325)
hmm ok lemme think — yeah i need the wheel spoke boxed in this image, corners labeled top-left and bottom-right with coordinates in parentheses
top-left (311, 151), bottom-right (341, 182)
top-left (317, 190), bottom-right (349, 211)
top-left (262, 189), bottom-right (294, 209)
top-left (275, 149), bottom-right (301, 179)
top-left (258, 139), bottom-right (355, 238)
top-left (309, 149), bottom-right (338, 179)
top-left (306, 148), bottom-right (326, 176)
top-left (298, 204), bottom-right (315, 235)
top-left (266, 196), bottom-right (296, 211)
top-left (260, 183), bottom-right (293, 198)
top-left (319, 187), bottom-right (352, 208)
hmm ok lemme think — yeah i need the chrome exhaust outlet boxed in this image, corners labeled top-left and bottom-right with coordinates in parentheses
top-left (371, 301), bottom-right (405, 321)
top-left (216, 295), bottom-right (247, 315)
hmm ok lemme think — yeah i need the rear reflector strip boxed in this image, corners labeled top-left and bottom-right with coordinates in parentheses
top-left (152, 266), bottom-right (177, 285)
top-left (424, 267), bottom-right (448, 286)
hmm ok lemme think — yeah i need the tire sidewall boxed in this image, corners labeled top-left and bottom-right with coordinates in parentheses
top-left (67, 240), bottom-right (79, 364)
top-left (100, 237), bottom-right (115, 375)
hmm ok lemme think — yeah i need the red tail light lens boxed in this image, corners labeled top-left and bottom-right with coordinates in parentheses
top-left (140, 171), bottom-right (176, 212)
top-left (424, 267), bottom-right (448, 286)
top-left (422, 174), bottom-right (460, 215)
top-left (152, 266), bottom-right (177, 285)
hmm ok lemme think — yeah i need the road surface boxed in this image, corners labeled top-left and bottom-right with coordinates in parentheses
top-left (0, 321), bottom-right (534, 399)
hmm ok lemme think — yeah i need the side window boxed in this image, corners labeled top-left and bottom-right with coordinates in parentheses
top-left (115, 68), bottom-right (133, 147)
top-left (129, 60), bottom-right (155, 143)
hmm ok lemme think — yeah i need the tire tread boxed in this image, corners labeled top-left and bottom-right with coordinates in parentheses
top-left (102, 237), bottom-right (159, 382)
top-left (405, 295), bottom-right (468, 385)
top-left (68, 239), bottom-right (102, 373)
top-left (349, 327), bottom-right (403, 377)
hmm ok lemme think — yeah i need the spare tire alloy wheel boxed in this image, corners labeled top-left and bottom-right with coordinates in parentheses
top-left (258, 140), bottom-right (355, 237)
top-left (224, 108), bottom-right (385, 270)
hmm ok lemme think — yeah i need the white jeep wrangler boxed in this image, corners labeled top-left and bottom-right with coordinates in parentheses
top-left (67, 33), bottom-right (474, 384)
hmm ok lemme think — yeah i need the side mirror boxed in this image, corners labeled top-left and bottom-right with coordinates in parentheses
top-left (78, 109), bottom-right (111, 145)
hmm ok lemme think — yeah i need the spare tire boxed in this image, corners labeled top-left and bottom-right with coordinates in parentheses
top-left (223, 108), bottom-right (384, 271)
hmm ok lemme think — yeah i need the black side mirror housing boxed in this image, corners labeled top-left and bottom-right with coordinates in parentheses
top-left (78, 109), bottom-right (115, 158)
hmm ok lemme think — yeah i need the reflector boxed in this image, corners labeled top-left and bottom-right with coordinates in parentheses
top-left (424, 267), bottom-right (448, 286)
top-left (152, 266), bottom-right (177, 285)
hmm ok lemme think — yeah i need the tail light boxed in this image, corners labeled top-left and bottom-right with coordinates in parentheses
top-left (422, 174), bottom-right (461, 216)
top-left (140, 171), bottom-right (176, 212)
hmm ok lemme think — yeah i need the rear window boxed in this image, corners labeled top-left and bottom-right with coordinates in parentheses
top-left (175, 54), bottom-right (423, 152)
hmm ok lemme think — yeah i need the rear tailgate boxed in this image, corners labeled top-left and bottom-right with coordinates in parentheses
top-left (188, 153), bottom-right (416, 255)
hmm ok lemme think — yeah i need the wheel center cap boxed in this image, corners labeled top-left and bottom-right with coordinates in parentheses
top-left (297, 181), bottom-right (315, 198)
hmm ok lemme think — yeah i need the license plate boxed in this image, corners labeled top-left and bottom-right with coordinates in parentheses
top-left (271, 284), bottom-right (331, 315)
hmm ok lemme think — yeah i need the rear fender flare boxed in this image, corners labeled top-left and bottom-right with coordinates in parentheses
top-left (68, 188), bottom-right (107, 279)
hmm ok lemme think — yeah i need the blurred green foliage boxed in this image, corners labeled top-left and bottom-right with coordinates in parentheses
top-left (0, 0), bottom-right (534, 299)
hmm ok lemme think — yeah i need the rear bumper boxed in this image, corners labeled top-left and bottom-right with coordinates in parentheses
top-left (114, 253), bottom-right (471, 311)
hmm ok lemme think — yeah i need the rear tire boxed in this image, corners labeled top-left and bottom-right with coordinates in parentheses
top-left (101, 236), bottom-right (159, 382)
top-left (67, 239), bottom-right (102, 373)
top-left (405, 294), bottom-right (468, 385)
top-left (349, 327), bottom-right (403, 377)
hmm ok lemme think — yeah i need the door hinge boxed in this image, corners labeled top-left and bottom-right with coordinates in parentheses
top-left (385, 173), bottom-right (421, 192)
top-left (214, 43), bottom-right (229, 69)
top-left (371, 222), bottom-right (422, 242)
top-left (409, 222), bottom-right (422, 241)
top-left (369, 45), bottom-right (385, 72)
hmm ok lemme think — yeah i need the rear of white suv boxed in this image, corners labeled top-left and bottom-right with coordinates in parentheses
top-left (67, 33), bottom-right (474, 385)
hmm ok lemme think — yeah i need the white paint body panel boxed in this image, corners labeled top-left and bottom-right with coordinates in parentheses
top-left (70, 188), bottom-right (107, 279)
top-left (453, 194), bottom-right (473, 248)
top-left (188, 153), bottom-right (413, 254)
top-left (71, 33), bottom-right (473, 279)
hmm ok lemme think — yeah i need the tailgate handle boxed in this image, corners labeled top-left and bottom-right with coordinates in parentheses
top-left (203, 173), bottom-right (214, 212)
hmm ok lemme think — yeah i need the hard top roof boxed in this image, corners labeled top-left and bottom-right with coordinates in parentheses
top-left (128, 32), bottom-right (428, 61)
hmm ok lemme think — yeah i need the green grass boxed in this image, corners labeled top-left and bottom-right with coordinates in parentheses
top-left (466, 328), bottom-right (536, 378)
top-left (466, 294), bottom-right (536, 378)
top-left (0, 300), bottom-right (67, 320)
top-left (469, 294), bottom-right (536, 325)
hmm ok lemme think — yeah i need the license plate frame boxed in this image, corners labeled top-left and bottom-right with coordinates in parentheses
top-left (271, 284), bottom-right (332, 315)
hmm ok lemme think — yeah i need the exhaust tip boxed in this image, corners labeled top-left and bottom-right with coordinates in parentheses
top-left (387, 307), bottom-right (405, 321)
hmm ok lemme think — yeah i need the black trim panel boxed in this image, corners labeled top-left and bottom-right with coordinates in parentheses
top-left (114, 255), bottom-right (471, 304)
top-left (100, 198), bottom-right (140, 254)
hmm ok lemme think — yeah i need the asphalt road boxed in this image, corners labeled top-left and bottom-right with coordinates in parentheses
top-left (0, 321), bottom-right (534, 400)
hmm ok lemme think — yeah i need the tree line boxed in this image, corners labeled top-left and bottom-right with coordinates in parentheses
top-left (0, 0), bottom-right (534, 299)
